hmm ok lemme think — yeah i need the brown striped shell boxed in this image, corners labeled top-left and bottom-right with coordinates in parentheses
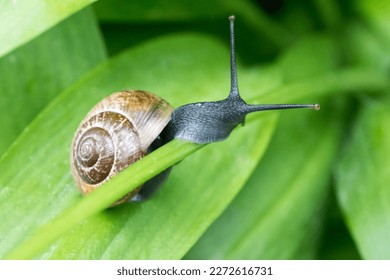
top-left (71, 90), bottom-right (174, 205)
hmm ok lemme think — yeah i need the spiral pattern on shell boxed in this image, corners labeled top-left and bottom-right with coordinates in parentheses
top-left (71, 90), bottom-right (174, 205)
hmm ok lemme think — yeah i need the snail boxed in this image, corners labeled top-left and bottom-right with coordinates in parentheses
top-left (71, 16), bottom-right (319, 206)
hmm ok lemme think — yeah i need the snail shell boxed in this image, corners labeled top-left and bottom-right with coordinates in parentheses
top-left (71, 90), bottom-right (174, 205)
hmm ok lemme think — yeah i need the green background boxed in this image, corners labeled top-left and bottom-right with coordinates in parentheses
top-left (0, 0), bottom-right (389, 259)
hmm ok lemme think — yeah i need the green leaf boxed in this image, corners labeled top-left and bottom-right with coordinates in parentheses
top-left (343, 22), bottom-right (389, 72)
top-left (0, 34), bottom-right (277, 259)
top-left (0, 8), bottom-right (106, 156)
top-left (356, 0), bottom-right (390, 46)
top-left (335, 97), bottom-right (390, 259)
top-left (94, 0), bottom-right (226, 22)
top-left (276, 35), bottom-right (340, 82)
top-left (93, 0), bottom-right (290, 50)
top-left (0, 0), bottom-right (96, 58)
top-left (312, 0), bottom-right (341, 29)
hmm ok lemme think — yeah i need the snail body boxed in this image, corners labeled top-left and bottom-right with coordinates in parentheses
top-left (71, 16), bottom-right (319, 205)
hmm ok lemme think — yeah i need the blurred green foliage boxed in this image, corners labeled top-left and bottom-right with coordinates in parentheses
top-left (0, 0), bottom-right (389, 259)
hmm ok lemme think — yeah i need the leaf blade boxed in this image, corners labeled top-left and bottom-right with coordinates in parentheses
top-left (0, 0), bottom-right (96, 58)
top-left (0, 7), bottom-right (106, 155)
top-left (335, 97), bottom-right (390, 259)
